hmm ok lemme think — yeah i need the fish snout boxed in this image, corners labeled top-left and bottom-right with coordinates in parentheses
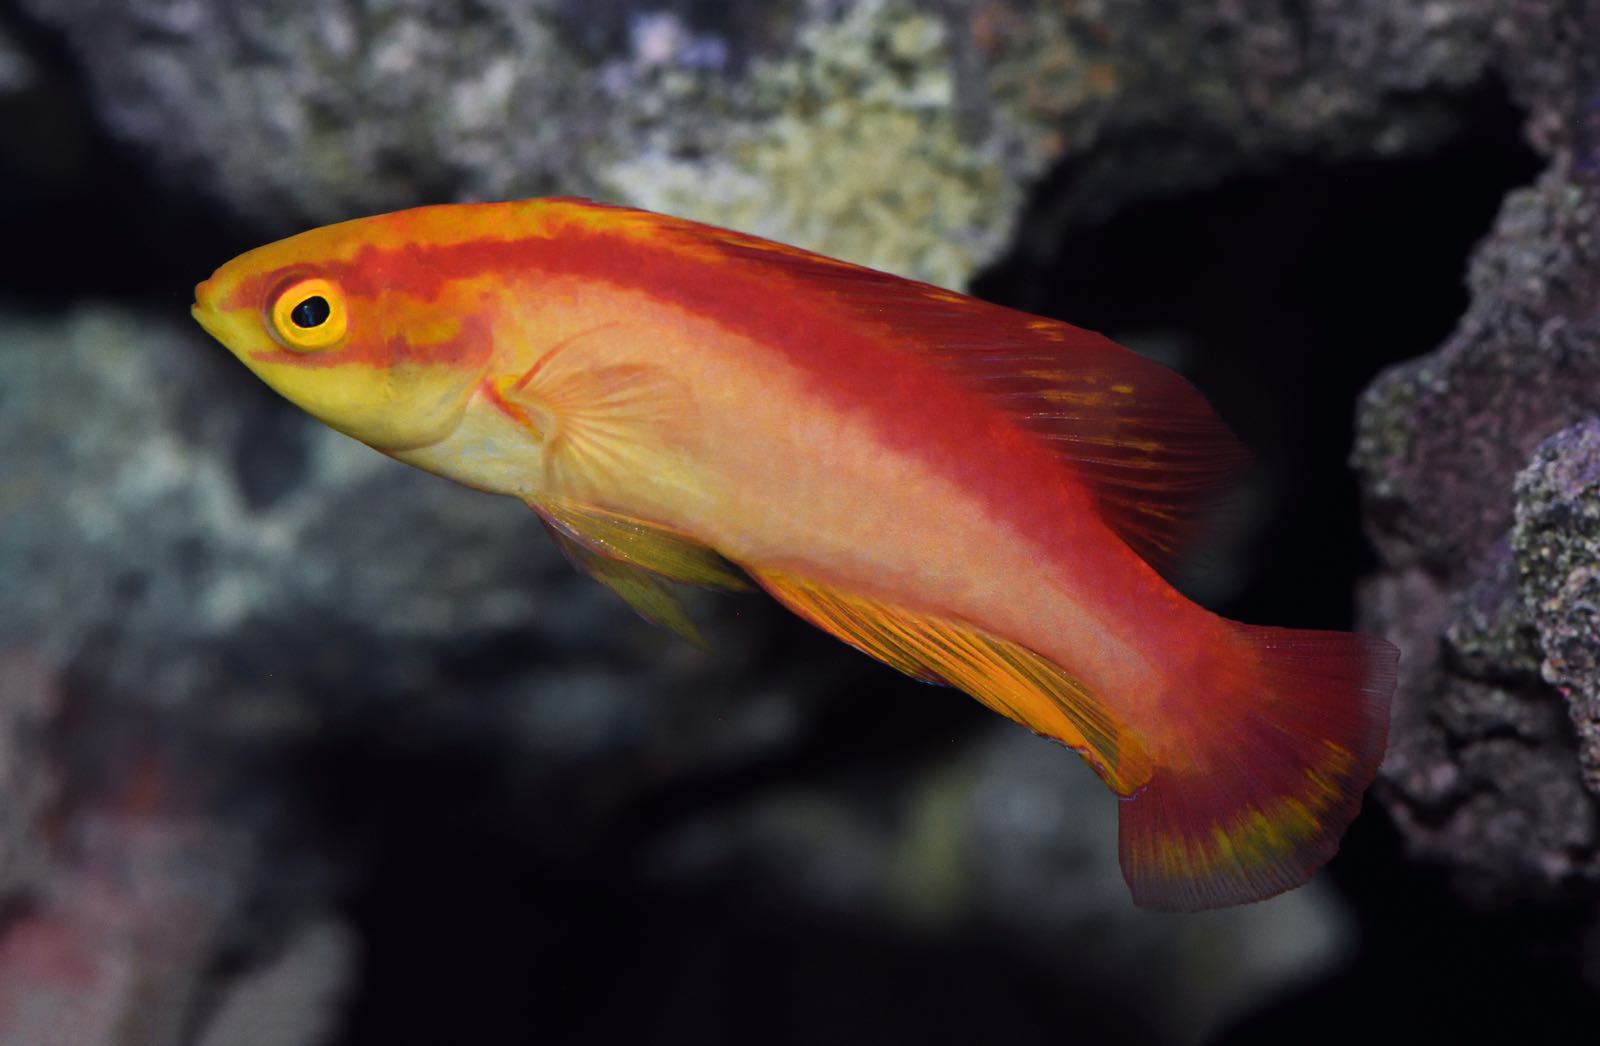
top-left (190, 278), bottom-right (229, 341)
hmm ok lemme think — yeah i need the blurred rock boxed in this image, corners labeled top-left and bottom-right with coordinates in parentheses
top-left (0, 697), bottom-right (314, 1046)
top-left (0, 300), bottom-right (806, 1043)
top-left (22, 0), bottom-right (1502, 286)
top-left (0, 19), bottom-right (33, 93)
top-left (962, 730), bottom-right (1352, 1041)
top-left (1352, 0), bottom-right (1600, 900)
top-left (195, 921), bottom-right (355, 1046)
top-left (0, 652), bottom-right (59, 902)
top-left (0, 812), bottom-right (238, 1046)
top-left (643, 727), bottom-right (1353, 1044)
top-left (0, 305), bottom-right (691, 707)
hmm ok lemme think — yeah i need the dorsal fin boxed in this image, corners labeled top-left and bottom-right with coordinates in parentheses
top-left (644, 215), bottom-right (1250, 567)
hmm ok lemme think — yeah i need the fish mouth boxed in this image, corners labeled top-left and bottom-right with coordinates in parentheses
top-left (190, 302), bottom-right (222, 341)
top-left (190, 279), bottom-right (226, 340)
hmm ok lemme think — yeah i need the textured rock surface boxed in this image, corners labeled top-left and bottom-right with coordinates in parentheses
top-left (22, 0), bottom-right (1502, 287)
top-left (1352, 1), bottom-right (1600, 899)
top-left (1515, 421), bottom-right (1600, 799)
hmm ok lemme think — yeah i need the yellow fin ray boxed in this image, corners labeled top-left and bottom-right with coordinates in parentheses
top-left (536, 499), bottom-right (748, 590)
top-left (531, 500), bottom-right (748, 645)
top-left (541, 524), bottom-right (704, 644)
top-left (749, 569), bottom-right (1152, 795)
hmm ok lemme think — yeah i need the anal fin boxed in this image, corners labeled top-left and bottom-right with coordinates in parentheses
top-left (749, 568), bottom-right (1152, 795)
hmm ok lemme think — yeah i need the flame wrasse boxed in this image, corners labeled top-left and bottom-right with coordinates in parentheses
top-left (193, 198), bottom-right (1396, 911)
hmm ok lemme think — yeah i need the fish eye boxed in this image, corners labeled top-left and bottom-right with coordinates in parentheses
top-left (269, 277), bottom-right (348, 351)
top-left (291, 295), bottom-right (331, 328)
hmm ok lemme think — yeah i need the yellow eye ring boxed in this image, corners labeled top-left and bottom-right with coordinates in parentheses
top-left (269, 277), bottom-right (348, 351)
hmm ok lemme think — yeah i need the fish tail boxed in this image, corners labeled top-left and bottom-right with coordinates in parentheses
top-left (1118, 623), bottom-right (1396, 911)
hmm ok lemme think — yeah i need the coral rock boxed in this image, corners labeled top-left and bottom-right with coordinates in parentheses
top-left (1515, 420), bottom-right (1600, 798)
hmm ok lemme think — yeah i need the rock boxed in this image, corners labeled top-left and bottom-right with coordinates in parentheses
top-left (0, 652), bottom-right (59, 903)
top-left (0, 20), bottom-right (33, 94)
top-left (22, 0), bottom-right (1504, 286)
top-left (1515, 420), bottom-right (1600, 799)
top-left (194, 921), bottom-right (355, 1046)
top-left (1351, 0), bottom-right (1600, 899)
top-left (0, 301), bottom-right (804, 1043)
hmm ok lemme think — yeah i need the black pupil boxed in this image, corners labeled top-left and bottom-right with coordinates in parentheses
top-left (290, 295), bottom-right (331, 328)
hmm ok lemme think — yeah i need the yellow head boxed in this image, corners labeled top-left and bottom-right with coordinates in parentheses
top-left (191, 204), bottom-right (547, 451)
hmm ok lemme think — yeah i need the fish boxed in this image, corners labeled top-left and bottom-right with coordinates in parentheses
top-left (192, 198), bottom-right (1397, 911)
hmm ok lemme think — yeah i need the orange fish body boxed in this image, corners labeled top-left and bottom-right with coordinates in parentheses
top-left (193, 199), bottom-right (1396, 911)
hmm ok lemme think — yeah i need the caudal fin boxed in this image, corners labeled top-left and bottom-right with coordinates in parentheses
top-left (1119, 625), bottom-right (1396, 911)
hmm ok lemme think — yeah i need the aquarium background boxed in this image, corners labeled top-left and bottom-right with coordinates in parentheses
top-left (1, 1), bottom-right (1597, 1043)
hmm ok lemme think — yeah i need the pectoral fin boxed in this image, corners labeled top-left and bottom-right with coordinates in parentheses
top-left (485, 323), bottom-right (696, 495)
top-left (532, 499), bottom-right (748, 645)
top-left (749, 568), bottom-right (1152, 795)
